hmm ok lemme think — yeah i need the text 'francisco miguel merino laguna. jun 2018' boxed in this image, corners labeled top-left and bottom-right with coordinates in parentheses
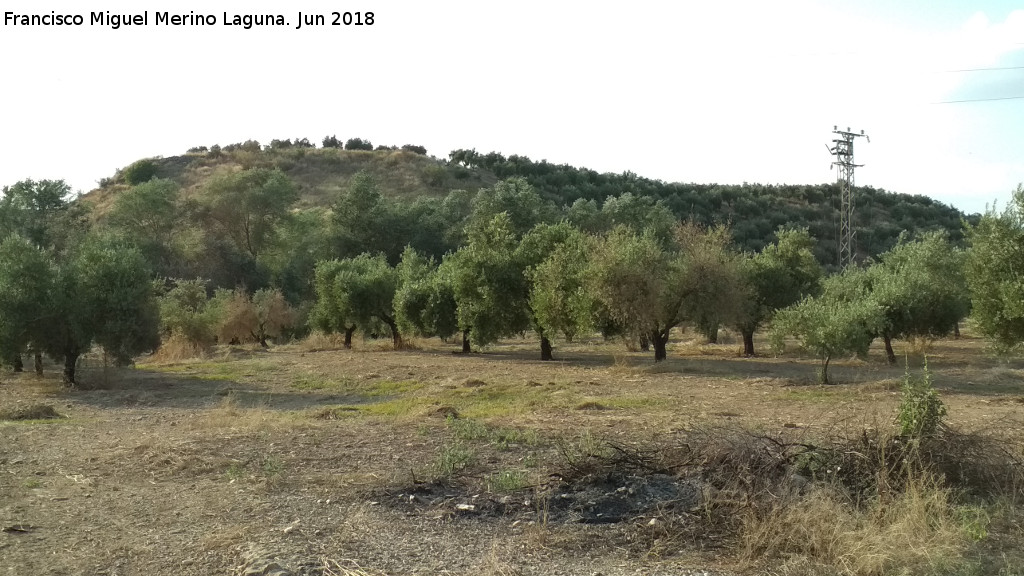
top-left (4, 10), bottom-right (374, 30)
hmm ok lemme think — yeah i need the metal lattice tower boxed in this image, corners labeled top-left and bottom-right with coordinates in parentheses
top-left (829, 126), bottom-right (869, 268)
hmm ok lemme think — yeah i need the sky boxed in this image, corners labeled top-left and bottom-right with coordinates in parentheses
top-left (1, 0), bottom-right (1022, 215)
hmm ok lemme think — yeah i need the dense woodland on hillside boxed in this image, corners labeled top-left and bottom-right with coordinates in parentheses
top-left (87, 141), bottom-right (973, 266)
top-left (0, 137), bottom-right (1020, 385)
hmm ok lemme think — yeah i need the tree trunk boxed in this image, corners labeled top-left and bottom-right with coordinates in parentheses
top-left (344, 325), bottom-right (355, 349)
top-left (540, 335), bottom-right (553, 361)
top-left (819, 355), bottom-right (831, 385)
top-left (12, 355), bottom-right (23, 373)
top-left (639, 333), bottom-right (650, 352)
top-left (742, 329), bottom-right (755, 357)
top-left (462, 330), bottom-right (471, 353)
top-left (386, 320), bottom-right (402, 350)
top-left (34, 352), bottom-right (43, 376)
top-left (954, 322), bottom-right (961, 339)
top-left (652, 330), bottom-right (668, 362)
top-left (883, 334), bottom-right (896, 365)
top-left (63, 352), bottom-right (80, 386)
top-left (705, 325), bottom-right (719, 344)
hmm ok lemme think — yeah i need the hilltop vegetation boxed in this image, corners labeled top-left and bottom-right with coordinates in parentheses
top-left (84, 139), bottom-right (971, 267)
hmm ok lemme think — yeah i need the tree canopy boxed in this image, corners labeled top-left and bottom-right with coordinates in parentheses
top-left (965, 186), bottom-right (1024, 353)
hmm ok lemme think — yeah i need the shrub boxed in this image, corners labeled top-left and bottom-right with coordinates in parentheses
top-left (187, 145), bottom-right (208, 153)
top-left (268, 138), bottom-right (293, 150)
top-left (897, 360), bottom-right (947, 438)
top-left (344, 137), bottom-right (373, 151)
top-left (212, 287), bottom-right (295, 347)
top-left (401, 144), bottom-right (428, 155)
top-left (159, 279), bottom-right (219, 350)
top-left (322, 135), bottom-right (342, 149)
top-left (122, 159), bottom-right (157, 185)
top-left (240, 140), bottom-right (261, 152)
top-left (422, 164), bottom-right (447, 187)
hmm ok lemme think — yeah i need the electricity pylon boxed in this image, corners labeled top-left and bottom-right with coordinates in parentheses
top-left (829, 126), bottom-right (869, 268)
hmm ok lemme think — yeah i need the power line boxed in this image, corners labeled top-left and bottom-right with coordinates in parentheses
top-left (943, 65), bottom-right (1024, 72)
top-left (933, 94), bottom-right (1024, 104)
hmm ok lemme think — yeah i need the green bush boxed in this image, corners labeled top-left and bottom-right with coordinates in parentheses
top-left (422, 164), bottom-right (447, 187)
top-left (345, 137), bottom-right (373, 151)
top-left (123, 159), bottom-right (157, 185)
top-left (897, 360), bottom-right (947, 438)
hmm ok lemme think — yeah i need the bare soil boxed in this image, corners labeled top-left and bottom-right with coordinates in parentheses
top-left (2, 332), bottom-right (1022, 575)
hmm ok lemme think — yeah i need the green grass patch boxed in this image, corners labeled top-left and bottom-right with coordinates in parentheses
top-left (434, 441), bottom-right (475, 477)
top-left (486, 469), bottom-right (530, 493)
top-left (447, 416), bottom-right (540, 447)
top-left (367, 379), bottom-right (423, 397)
top-left (779, 387), bottom-right (857, 403)
top-left (291, 374), bottom-right (355, 391)
top-left (444, 382), bottom-right (579, 418)
top-left (325, 396), bottom-right (432, 418)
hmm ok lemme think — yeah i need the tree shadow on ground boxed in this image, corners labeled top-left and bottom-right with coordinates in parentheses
top-left (44, 366), bottom-right (378, 412)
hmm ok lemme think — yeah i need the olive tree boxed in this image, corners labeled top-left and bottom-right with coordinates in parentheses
top-left (515, 222), bottom-right (588, 360)
top-left (394, 246), bottom-right (460, 348)
top-left (528, 229), bottom-right (595, 348)
top-left (0, 236), bottom-right (54, 372)
top-left (310, 260), bottom-right (357, 348)
top-left (0, 178), bottom-right (87, 256)
top-left (965, 186), bottom-right (1024, 353)
top-left (588, 227), bottom-right (676, 361)
top-left (590, 224), bottom-right (746, 362)
top-left (771, 267), bottom-right (883, 384)
top-left (868, 231), bottom-right (970, 363)
top-left (312, 254), bottom-right (403, 349)
top-left (449, 213), bottom-right (531, 349)
top-left (37, 236), bottom-right (161, 384)
top-left (736, 228), bottom-right (822, 356)
top-left (674, 223), bottom-right (747, 345)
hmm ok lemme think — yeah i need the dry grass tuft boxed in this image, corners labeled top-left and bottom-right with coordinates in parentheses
top-left (296, 330), bottom-right (349, 352)
top-left (311, 406), bottom-right (360, 420)
top-left (574, 401), bottom-right (609, 411)
top-left (740, 477), bottom-right (968, 576)
top-left (0, 403), bottom-right (62, 421)
top-left (149, 333), bottom-right (208, 362)
top-left (320, 557), bottom-right (388, 576)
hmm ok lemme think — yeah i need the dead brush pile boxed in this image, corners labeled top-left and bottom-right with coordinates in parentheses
top-left (544, 418), bottom-right (1024, 574)
top-left (607, 423), bottom-right (1024, 575)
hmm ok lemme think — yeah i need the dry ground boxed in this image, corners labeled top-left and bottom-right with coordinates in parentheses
top-left (2, 331), bottom-right (1023, 575)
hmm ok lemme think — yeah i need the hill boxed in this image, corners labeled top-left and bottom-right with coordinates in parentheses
top-left (81, 139), bottom-right (974, 268)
